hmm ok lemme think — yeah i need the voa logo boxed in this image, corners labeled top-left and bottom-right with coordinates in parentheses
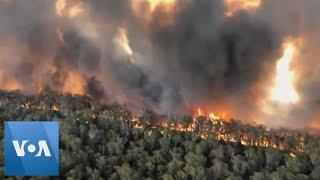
top-left (5, 121), bottom-right (59, 176)
top-left (12, 140), bottom-right (52, 157)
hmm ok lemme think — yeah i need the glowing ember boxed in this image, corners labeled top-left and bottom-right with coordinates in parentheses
top-left (271, 41), bottom-right (299, 103)
top-left (224, 0), bottom-right (261, 17)
top-left (52, 105), bottom-right (59, 111)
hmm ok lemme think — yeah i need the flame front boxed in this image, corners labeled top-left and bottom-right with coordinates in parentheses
top-left (197, 108), bottom-right (229, 121)
top-left (271, 41), bottom-right (299, 103)
top-left (15, 95), bottom-right (305, 158)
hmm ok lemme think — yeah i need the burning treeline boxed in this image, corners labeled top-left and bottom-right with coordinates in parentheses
top-left (5, 90), bottom-right (310, 157)
top-left (0, 0), bottom-right (320, 129)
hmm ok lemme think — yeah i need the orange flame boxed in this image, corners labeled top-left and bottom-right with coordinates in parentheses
top-left (114, 28), bottom-right (135, 63)
top-left (63, 71), bottom-right (85, 94)
top-left (56, 0), bottom-right (66, 17)
top-left (3, 79), bottom-right (21, 91)
top-left (271, 40), bottom-right (300, 103)
top-left (55, 0), bottom-right (85, 18)
top-left (131, 0), bottom-right (176, 28)
top-left (224, 0), bottom-right (261, 17)
top-left (146, 0), bottom-right (176, 12)
top-left (68, 3), bottom-right (85, 18)
top-left (196, 107), bottom-right (229, 120)
top-left (197, 108), bottom-right (203, 116)
top-left (0, 68), bottom-right (21, 91)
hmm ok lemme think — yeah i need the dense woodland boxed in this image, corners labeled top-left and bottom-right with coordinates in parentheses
top-left (1, 90), bottom-right (320, 179)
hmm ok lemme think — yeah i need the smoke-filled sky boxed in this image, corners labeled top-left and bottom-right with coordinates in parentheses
top-left (0, 0), bottom-right (320, 129)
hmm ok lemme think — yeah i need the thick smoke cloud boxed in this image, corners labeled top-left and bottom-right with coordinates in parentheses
top-left (147, 1), bottom-right (281, 111)
top-left (0, 0), bottom-right (320, 129)
top-left (103, 0), bottom-right (282, 117)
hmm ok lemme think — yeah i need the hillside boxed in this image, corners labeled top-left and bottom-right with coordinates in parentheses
top-left (1, 90), bottom-right (320, 179)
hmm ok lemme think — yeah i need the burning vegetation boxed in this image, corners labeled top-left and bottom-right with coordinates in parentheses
top-left (0, 1), bottom-right (320, 130)
top-left (0, 90), bottom-right (320, 178)
top-left (2, 0), bottom-right (320, 178)
top-left (0, 89), bottom-right (313, 156)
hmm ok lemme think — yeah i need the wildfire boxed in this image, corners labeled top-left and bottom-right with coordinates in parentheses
top-left (55, 0), bottom-right (85, 18)
top-left (131, 0), bottom-right (176, 28)
top-left (114, 28), bottom-right (135, 63)
top-left (197, 108), bottom-right (203, 116)
top-left (197, 108), bottom-right (228, 121)
top-left (0, 69), bottom-right (21, 91)
top-left (68, 3), bottom-right (85, 18)
top-left (63, 71), bottom-right (86, 94)
top-left (131, 0), bottom-right (176, 14)
top-left (52, 105), bottom-right (59, 111)
top-left (271, 40), bottom-right (299, 103)
top-left (56, 0), bottom-right (66, 16)
top-left (3, 79), bottom-right (21, 91)
top-left (12, 93), bottom-right (305, 158)
top-left (146, 0), bottom-right (176, 12)
top-left (224, 0), bottom-right (261, 17)
top-left (209, 113), bottom-right (225, 121)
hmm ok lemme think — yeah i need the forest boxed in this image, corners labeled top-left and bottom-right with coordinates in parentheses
top-left (1, 89), bottom-right (320, 179)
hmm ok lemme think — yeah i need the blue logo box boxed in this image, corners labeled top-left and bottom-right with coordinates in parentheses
top-left (4, 121), bottom-right (59, 176)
